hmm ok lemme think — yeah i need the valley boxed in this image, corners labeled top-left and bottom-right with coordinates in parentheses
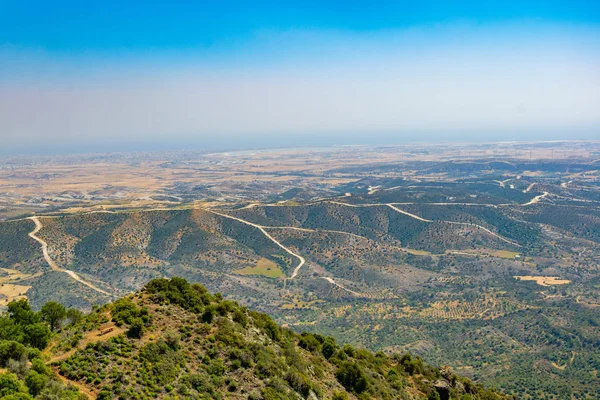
top-left (1, 141), bottom-right (600, 399)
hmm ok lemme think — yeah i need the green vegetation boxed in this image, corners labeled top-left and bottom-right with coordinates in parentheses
top-left (40, 302), bottom-right (66, 332)
top-left (2, 162), bottom-right (600, 399)
top-left (233, 258), bottom-right (284, 278)
top-left (2, 278), bottom-right (511, 399)
top-left (0, 300), bottom-right (85, 399)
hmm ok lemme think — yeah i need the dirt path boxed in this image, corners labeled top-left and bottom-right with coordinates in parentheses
top-left (551, 351), bottom-right (576, 370)
top-left (45, 314), bottom-right (125, 399)
top-left (28, 216), bottom-right (111, 296)
top-left (264, 225), bottom-right (367, 241)
top-left (53, 366), bottom-right (96, 399)
top-left (206, 210), bottom-right (306, 279)
top-left (522, 192), bottom-right (549, 206)
top-left (326, 201), bottom-right (519, 245)
top-left (523, 183), bottom-right (536, 193)
top-left (367, 185), bottom-right (381, 195)
top-left (386, 204), bottom-right (520, 247)
top-left (446, 250), bottom-right (478, 257)
top-left (239, 203), bottom-right (260, 209)
top-left (22, 200), bottom-right (521, 291)
top-left (443, 220), bottom-right (520, 246)
top-left (386, 204), bottom-right (433, 222)
top-left (48, 324), bottom-right (125, 364)
top-left (311, 200), bottom-right (509, 208)
top-left (319, 277), bottom-right (363, 296)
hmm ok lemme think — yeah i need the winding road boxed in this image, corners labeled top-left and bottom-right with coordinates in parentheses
top-left (522, 192), bottom-right (549, 206)
top-left (28, 216), bottom-right (111, 296)
top-left (327, 201), bottom-right (520, 246)
top-left (21, 195), bottom-right (533, 299)
top-left (205, 209), bottom-right (306, 279)
top-left (205, 210), bottom-right (372, 294)
top-left (386, 204), bottom-right (432, 222)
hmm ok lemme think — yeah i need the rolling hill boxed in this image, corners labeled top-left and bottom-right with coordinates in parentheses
top-left (1, 168), bottom-right (600, 399)
top-left (1, 277), bottom-right (511, 400)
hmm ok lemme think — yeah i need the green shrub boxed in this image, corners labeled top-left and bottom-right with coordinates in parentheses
top-left (342, 344), bottom-right (355, 357)
top-left (332, 390), bottom-right (349, 400)
top-left (201, 305), bottom-right (216, 323)
top-left (23, 324), bottom-right (51, 350)
top-left (232, 309), bottom-right (248, 327)
top-left (0, 341), bottom-right (27, 367)
top-left (163, 330), bottom-right (180, 350)
top-left (0, 393), bottom-right (33, 400)
top-left (30, 358), bottom-right (51, 376)
top-left (298, 333), bottom-right (321, 352)
top-left (428, 389), bottom-right (441, 400)
top-left (262, 387), bottom-right (295, 400)
top-left (216, 300), bottom-right (234, 316)
top-left (0, 373), bottom-right (29, 397)
top-left (40, 301), bottom-right (66, 331)
top-left (145, 278), bottom-right (212, 313)
top-left (181, 373), bottom-right (215, 394)
top-left (335, 361), bottom-right (368, 394)
top-left (321, 337), bottom-right (337, 359)
top-left (207, 358), bottom-right (226, 376)
top-left (399, 353), bottom-right (424, 376)
top-left (284, 368), bottom-right (312, 397)
top-left (112, 299), bottom-right (151, 329)
top-left (139, 341), bottom-right (171, 363)
top-left (263, 319), bottom-right (280, 342)
top-left (126, 318), bottom-right (145, 339)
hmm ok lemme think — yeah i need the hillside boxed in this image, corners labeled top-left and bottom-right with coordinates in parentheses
top-left (0, 277), bottom-right (511, 400)
top-left (1, 161), bottom-right (600, 399)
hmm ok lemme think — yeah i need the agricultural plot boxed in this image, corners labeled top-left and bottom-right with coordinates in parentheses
top-left (1, 143), bottom-right (600, 399)
top-left (233, 258), bottom-right (283, 278)
top-left (514, 276), bottom-right (571, 286)
top-left (0, 282), bottom-right (31, 306)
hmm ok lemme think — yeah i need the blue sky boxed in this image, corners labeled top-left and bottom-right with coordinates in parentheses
top-left (1, 1), bottom-right (599, 154)
top-left (2, 1), bottom-right (599, 52)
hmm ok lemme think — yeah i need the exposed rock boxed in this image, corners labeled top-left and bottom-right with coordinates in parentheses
top-left (434, 379), bottom-right (451, 400)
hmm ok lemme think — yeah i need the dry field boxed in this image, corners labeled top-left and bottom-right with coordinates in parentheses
top-left (2, 141), bottom-right (596, 221)
top-left (0, 283), bottom-right (32, 306)
top-left (0, 268), bottom-right (40, 306)
top-left (233, 258), bottom-right (283, 278)
top-left (514, 276), bottom-right (572, 286)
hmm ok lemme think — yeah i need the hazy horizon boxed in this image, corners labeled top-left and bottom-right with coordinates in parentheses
top-left (1, 1), bottom-right (599, 155)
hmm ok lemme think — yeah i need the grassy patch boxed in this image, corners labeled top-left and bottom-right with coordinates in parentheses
top-left (233, 258), bottom-right (283, 278)
top-left (403, 248), bottom-right (432, 256)
top-left (492, 250), bottom-right (520, 259)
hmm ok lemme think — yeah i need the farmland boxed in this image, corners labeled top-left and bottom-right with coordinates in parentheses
top-left (233, 258), bottom-right (284, 278)
top-left (1, 141), bottom-right (600, 398)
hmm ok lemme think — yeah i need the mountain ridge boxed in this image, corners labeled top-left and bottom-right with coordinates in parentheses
top-left (1, 277), bottom-right (511, 400)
